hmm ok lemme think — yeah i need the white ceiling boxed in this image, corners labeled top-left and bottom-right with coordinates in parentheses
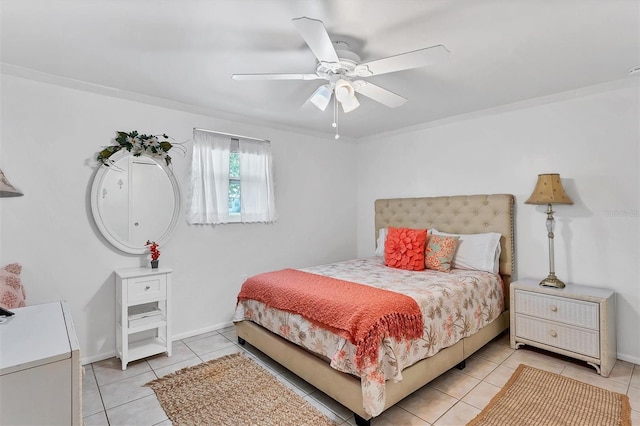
top-left (2, 0), bottom-right (639, 139)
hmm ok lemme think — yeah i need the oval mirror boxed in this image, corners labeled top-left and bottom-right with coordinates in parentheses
top-left (90, 150), bottom-right (181, 254)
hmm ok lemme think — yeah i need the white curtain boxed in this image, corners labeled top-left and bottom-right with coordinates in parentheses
top-left (186, 130), bottom-right (231, 224)
top-left (239, 139), bottom-right (277, 223)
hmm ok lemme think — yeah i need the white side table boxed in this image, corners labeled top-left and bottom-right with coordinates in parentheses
top-left (116, 267), bottom-right (172, 370)
top-left (510, 279), bottom-right (616, 376)
top-left (0, 301), bottom-right (81, 425)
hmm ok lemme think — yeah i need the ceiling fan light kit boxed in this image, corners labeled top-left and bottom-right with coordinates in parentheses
top-left (309, 84), bottom-right (332, 111)
top-left (232, 16), bottom-right (449, 138)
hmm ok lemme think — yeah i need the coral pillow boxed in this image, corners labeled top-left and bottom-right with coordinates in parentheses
top-left (0, 263), bottom-right (26, 309)
top-left (384, 227), bottom-right (428, 271)
top-left (425, 235), bottom-right (460, 272)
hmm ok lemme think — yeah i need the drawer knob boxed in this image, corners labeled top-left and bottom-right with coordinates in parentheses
top-left (550, 330), bottom-right (558, 338)
top-left (145, 285), bottom-right (151, 291)
top-left (550, 305), bottom-right (558, 312)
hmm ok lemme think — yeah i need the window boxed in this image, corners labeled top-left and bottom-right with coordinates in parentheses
top-left (228, 142), bottom-right (241, 214)
top-left (187, 130), bottom-right (276, 224)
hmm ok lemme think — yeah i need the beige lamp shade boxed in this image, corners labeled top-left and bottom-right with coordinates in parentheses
top-left (525, 173), bottom-right (572, 205)
top-left (0, 168), bottom-right (23, 197)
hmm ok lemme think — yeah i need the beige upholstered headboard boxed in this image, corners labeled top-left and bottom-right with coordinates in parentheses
top-left (375, 194), bottom-right (515, 305)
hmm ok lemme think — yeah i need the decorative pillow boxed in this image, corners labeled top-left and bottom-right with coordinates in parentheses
top-left (425, 235), bottom-right (460, 272)
top-left (375, 228), bottom-right (387, 257)
top-left (431, 229), bottom-right (502, 273)
top-left (384, 227), bottom-right (427, 271)
top-left (0, 263), bottom-right (26, 309)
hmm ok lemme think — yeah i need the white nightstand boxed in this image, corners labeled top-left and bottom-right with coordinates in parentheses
top-left (116, 267), bottom-right (172, 370)
top-left (510, 279), bottom-right (616, 377)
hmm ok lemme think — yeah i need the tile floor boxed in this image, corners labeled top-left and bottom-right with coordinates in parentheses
top-left (83, 328), bottom-right (640, 425)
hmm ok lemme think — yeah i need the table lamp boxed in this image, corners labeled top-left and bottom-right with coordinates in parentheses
top-left (525, 173), bottom-right (572, 288)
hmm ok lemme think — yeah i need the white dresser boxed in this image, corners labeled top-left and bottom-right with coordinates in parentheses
top-left (510, 279), bottom-right (616, 376)
top-left (116, 267), bottom-right (172, 370)
top-left (0, 301), bottom-right (81, 425)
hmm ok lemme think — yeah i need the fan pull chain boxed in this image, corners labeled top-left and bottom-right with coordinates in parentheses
top-left (333, 94), bottom-right (340, 139)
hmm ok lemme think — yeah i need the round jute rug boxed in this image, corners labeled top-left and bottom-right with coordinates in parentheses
top-left (146, 352), bottom-right (337, 425)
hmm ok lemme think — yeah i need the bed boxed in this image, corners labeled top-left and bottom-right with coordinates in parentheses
top-left (234, 194), bottom-right (515, 425)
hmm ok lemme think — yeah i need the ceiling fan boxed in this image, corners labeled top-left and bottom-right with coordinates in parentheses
top-left (231, 17), bottom-right (450, 117)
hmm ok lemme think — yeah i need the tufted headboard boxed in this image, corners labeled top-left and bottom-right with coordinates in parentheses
top-left (375, 194), bottom-right (515, 306)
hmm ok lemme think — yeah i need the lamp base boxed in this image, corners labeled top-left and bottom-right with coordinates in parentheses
top-left (539, 274), bottom-right (566, 289)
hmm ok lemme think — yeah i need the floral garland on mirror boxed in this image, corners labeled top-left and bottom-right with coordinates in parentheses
top-left (97, 131), bottom-right (185, 167)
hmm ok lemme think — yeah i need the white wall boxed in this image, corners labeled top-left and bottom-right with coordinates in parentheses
top-left (0, 74), bottom-right (358, 362)
top-left (2, 72), bottom-right (639, 364)
top-left (355, 82), bottom-right (640, 363)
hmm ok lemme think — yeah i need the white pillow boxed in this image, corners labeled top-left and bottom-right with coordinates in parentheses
top-left (375, 228), bottom-right (387, 257)
top-left (431, 229), bottom-right (501, 273)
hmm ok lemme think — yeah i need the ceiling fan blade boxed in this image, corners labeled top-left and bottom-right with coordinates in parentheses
top-left (292, 17), bottom-right (339, 65)
top-left (352, 80), bottom-right (407, 108)
top-left (232, 73), bottom-right (321, 81)
top-left (354, 45), bottom-right (450, 77)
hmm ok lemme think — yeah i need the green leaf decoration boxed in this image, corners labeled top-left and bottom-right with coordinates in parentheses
top-left (97, 130), bottom-right (176, 166)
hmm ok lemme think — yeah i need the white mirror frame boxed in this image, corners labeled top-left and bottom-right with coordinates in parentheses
top-left (90, 150), bottom-right (181, 254)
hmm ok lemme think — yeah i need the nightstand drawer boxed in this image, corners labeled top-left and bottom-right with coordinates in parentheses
top-left (127, 275), bottom-right (166, 303)
top-left (515, 290), bottom-right (599, 329)
top-left (515, 314), bottom-right (600, 358)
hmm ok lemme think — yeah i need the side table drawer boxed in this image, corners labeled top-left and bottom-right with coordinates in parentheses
top-left (515, 314), bottom-right (600, 358)
top-left (515, 290), bottom-right (599, 329)
top-left (127, 275), bottom-right (167, 303)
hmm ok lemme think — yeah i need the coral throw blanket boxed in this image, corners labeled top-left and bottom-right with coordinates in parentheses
top-left (237, 269), bottom-right (423, 369)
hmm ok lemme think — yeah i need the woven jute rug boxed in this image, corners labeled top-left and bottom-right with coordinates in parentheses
top-left (467, 364), bottom-right (631, 426)
top-left (145, 352), bottom-right (336, 426)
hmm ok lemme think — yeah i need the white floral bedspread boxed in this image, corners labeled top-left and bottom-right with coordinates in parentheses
top-left (233, 257), bottom-right (504, 416)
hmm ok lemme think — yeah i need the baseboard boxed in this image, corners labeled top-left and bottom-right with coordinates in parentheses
top-left (616, 352), bottom-right (640, 365)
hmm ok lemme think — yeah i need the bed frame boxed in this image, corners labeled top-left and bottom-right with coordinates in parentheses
top-left (236, 194), bottom-right (515, 425)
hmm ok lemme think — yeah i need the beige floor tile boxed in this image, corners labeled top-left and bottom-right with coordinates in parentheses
top-left (433, 401), bottom-right (481, 426)
top-left (461, 355), bottom-right (499, 380)
top-left (198, 344), bottom-right (242, 362)
top-left (93, 357), bottom-right (152, 386)
top-left (371, 406), bottom-right (430, 425)
top-left (631, 409), bottom-right (640, 425)
top-left (82, 387), bottom-right (105, 418)
top-left (501, 348), bottom-right (566, 373)
top-left (614, 359), bottom-right (635, 369)
top-left (482, 364), bottom-right (515, 388)
top-left (146, 340), bottom-right (196, 370)
top-left (627, 385), bottom-right (640, 412)
top-left (461, 381), bottom-right (501, 410)
top-left (607, 360), bottom-right (633, 385)
top-left (183, 333), bottom-right (236, 356)
top-left (428, 369), bottom-right (480, 399)
top-left (397, 386), bottom-right (458, 424)
top-left (153, 420), bottom-right (173, 426)
top-left (106, 394), bottom-right (168, 426)
top-left (82, 364), bottom-right (98, 391)
top-left (82, 410), bottom-right (109, 426)
top-left (99, 370), bottom-right (157, 410)
top-left (181, 330), bottom-right (219, 343)
top-left (631, 365), bottom-right (640, 389)
top-left (221, 327), bottom-right (238, 342)
top-left (560, 364), bottom-right (629, 394)
top-left (152, 356), bottom-right (202, 378)
top-left (473, 336), bottom-right (514, 364)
